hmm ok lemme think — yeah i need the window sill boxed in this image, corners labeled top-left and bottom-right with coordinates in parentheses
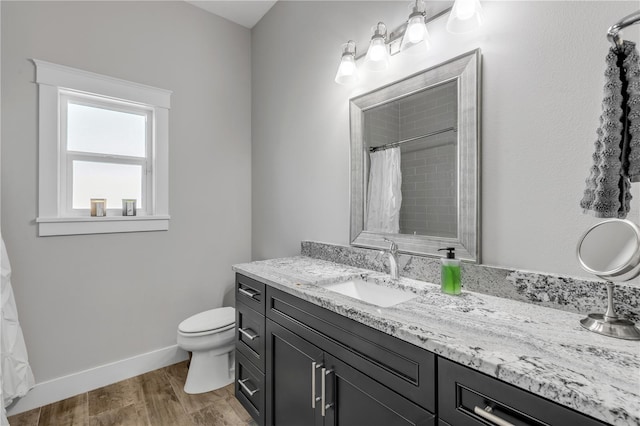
top-left (36, 215), bottom-right (170, 236)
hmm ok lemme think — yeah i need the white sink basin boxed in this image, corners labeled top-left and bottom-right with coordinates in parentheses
top-left (319, 278), bottom-right (416, 308)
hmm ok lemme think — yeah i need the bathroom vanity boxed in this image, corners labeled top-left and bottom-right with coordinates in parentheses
top-left (232, 256), bottom-right (639, 426)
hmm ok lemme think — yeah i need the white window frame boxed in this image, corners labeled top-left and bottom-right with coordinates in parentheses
top-left (34, 59), bottom-right (171, 236)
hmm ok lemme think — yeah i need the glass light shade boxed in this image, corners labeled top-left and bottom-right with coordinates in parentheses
top-left (365, 36), bottom-right (390, 71)
top-left (446, 0), bottom-right (484, 34)
top-left (335, 53), bottom-right (358, 85)
top-left (400, 14), bottom-right (431, 54)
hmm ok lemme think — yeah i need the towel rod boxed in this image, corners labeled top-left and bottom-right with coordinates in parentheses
top-left (608, 9), bottom-right (640, 48)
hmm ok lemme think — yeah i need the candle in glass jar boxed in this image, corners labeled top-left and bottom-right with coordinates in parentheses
top-left (90, 198), bottom-right (107, 217)
top-left (122, 199), bottom-right (137, 216)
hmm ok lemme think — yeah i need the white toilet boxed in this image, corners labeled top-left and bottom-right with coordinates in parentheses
top-left (177, 307), bottom-right (236, 394)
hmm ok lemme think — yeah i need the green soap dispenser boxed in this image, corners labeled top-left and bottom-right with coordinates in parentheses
top-left (438, 247), bottom-right (461, 295)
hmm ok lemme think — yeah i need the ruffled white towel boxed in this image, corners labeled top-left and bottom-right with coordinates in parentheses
top-left (1, 236), bottom-right (35, 423)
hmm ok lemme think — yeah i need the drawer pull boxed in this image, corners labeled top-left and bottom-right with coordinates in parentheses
top-left (238, 287), bottom-right (260, 299)
top-left (473, 406), bottom-right (515, 426)
top-left (238, 327), bottom-right (258, 341)
top-left (238, 378), bottom-right (259, 396)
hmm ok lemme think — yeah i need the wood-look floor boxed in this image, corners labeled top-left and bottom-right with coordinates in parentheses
top-left (7, 361), bottom-right (256, 426)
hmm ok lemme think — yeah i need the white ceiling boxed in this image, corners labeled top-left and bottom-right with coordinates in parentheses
top-left (185, 0), bottom-right (277, 29)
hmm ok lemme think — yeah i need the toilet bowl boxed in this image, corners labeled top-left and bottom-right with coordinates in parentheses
top-left (177, 307), bottom-right (236, 394)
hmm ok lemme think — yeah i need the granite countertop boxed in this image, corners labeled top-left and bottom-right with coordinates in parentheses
top-left (233, 256), bottom-right (640, 426)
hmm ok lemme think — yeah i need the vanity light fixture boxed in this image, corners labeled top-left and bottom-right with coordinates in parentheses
top-left (400, 0), bottom-right (431, 54)
top-left (446, 0), bottom-right (484, 34)
top-left (334, 1), bottom-right (484, 84)
top-left (365, 22), bottom-right (390, 71)
top-left (335, 40), bottom-right (359, 85)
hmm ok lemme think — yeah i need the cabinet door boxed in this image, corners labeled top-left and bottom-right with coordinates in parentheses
top-left (266, 319), bottom-right (324, 426)
top-left (323, 354), bottom-right (435, 426)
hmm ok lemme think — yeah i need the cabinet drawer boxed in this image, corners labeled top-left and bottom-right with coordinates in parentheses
top-left (438, 358), bottom-right (607, 426)
top-left (235, 351), bottom-right (265, 426)
top-left (236, 274), bottom-right (265, 314)
top-left (267, 286), bottom-right (436, 413)
top-left (236, 301), bottom-right (265, 371)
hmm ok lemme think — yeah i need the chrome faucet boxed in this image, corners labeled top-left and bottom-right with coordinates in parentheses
top-left (382, 238), bottom-right (400, 280)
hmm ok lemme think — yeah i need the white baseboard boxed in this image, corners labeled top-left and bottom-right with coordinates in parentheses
top-left (6, 345), bottom-right (189, 417)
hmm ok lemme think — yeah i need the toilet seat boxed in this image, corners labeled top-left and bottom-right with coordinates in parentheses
top-left (178, 307), bottom-right (235, 334)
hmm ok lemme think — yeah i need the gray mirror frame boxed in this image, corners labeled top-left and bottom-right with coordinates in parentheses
top-left (349, 49), bottom-right (481, 262)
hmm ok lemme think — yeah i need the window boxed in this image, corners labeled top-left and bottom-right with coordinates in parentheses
top-left (62, 94), bottom-right (151, 215)
top-left (34, 60), bottom-right (171, 236)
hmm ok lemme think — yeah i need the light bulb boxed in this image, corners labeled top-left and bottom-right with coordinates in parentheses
top-left (365, 23), bottom-right (390, 72)
top-left (335, 56), bottom-right (358, 85)
top-left (400, 9), bottom-right (430, 54)
top-left (407, 17), bottom-right (426, 43)
top-left (369, 39), bottom-right (386, 61)
top-left (335, 41), bottom-right (358, 85)
top-left (340, 59), bottom-right (355, 75)
top-left (447, 0), bottom-right (484, 34)
top-left (456, 0), bottom-right (476, 19)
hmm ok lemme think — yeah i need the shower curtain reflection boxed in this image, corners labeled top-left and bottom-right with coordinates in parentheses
top-left (366, 147), bottom-right (402, 234)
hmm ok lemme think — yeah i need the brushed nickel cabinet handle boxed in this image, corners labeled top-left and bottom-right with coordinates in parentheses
top-left (312, 362), bottom-right (323, 408)
top-left (238, 287), bottom-right (259, 299)
top-left (321, 367), bottom-right (326, 416)
top-left (473, 406), bottom-right (515, 426)
top-left (321, 368), bottom-right (333, 417)
top-left (238, 378), bottom-right (259, 396)
top-left (238, 327), bottom-right (258, 341)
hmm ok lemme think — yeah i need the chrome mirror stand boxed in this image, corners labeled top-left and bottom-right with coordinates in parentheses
top-left (580, 282), bottom-right (640, 340)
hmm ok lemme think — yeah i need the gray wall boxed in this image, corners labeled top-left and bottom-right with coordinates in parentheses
top-left (1, 1), bottom-right (252, 383)
top-left (251, 1), bottom-right (640, 280)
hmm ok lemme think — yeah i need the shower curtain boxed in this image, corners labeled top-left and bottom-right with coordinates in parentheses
top-left (1, 236), bottom-right (34, 424)
top-left (366, 147), bottom-right (402, 234)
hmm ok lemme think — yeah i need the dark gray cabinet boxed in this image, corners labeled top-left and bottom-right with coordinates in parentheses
top-left (265, 318), bottom-right (434, 426)
top-left (235, 274), bottom-right (267, 425)
top-left (265, 280), bottom-right (436, 413)
top-left (235, 273), bottom-right (610, 426)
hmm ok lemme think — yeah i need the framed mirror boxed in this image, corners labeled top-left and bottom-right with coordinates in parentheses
top-left (350, 49), bottom-right (480, 262)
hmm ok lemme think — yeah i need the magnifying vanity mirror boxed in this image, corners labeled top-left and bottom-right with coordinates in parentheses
top-left (350, 50), bottom-right (480, 261)
top-left (576, 219), bottom-right (640, 340)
